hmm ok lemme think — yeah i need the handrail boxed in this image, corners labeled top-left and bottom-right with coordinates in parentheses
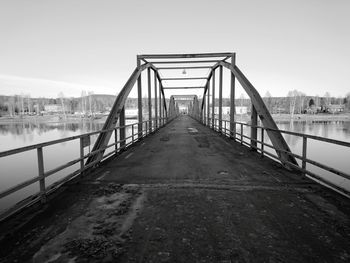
top-left (0, 117), bottom-right (168, 221)
top-left (204, 116), bottom-right (350, 197)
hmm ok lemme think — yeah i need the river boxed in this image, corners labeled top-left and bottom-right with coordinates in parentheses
top-left (0, 118), bottom-right (349, 213)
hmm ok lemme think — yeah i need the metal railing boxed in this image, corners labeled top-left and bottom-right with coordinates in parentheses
top-left (0, 117), bottom-right (168, 221)
top-left (205, 117), bottom-right (350, 197)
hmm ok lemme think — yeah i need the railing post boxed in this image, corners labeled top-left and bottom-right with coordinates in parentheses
top-left (230, 53), bottom-right (236, 140)
top-left (120, 107), bottom-right (125, 148)
top-left (251, 105), bottom-right (258, 151)
top-left (145, 121), bottom-right (148, 136)
top-left (261, 128), bottom-right (264, 157)
top-left (154, 70), bottom-right (158, 129)
top-left (203, 92), bottom-right (206, 125)
top-left (219, 65), bottom-right (223, 133)
top-left (148, 68), bottom-right (152, 134)
top-left (240, 123), bottom-right (243, 145)
top-left (37, 147), bottom-right (46, 204)
top-left (302, 136), bottom-right (307, 174)
top-left (114, 128), bottom-right (118, 153)
top-left (137, 56), bottom-right (143, 139)
top-left (224, 121), bottom-right (227, 136)
top-left (132, 124), bottom-right (134, 143)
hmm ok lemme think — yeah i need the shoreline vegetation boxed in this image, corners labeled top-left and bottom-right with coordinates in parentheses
top-left (0, 112), bottom-right (350, 125)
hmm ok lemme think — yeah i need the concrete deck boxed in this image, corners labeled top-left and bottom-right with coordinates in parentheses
top-left (1, 115), bottom-right (350, 262)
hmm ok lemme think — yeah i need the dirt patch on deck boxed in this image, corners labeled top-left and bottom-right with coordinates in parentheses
top-left (31, 183), bottom-right (145, 263)
top-left (194, 136), bottom-right (209, 148)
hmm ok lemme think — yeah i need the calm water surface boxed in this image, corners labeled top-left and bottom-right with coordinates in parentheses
top-left (0, 119), bottom-right (349, 212)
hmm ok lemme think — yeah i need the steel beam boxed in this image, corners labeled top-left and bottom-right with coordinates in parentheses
top-left (217, 61), bottom-right (298, 167)
top-left (154, 70), bottom-right (158, 129)
top-left (139, 52), bottom-right (234, 59)
top-left (148, 68), bottom-right (152, 133)
top-left (151, 60), bottom-right (220, 64)
top-left (137, 58), bottom-right (142, 139)
top-left (218, 65), bottom-right (223, 132)
top-left (251, 105), bottom-right (257, 151)
top-left (87, 62), bottom-right (154, 165)
top-left (157, 66), bottom-right (212, 70)
top-left (207, 81), bottom-right (210, 125)
top-left (161, 77), bottom-right (208, 81)
top-left (120, 107), bottom-right (125, 148)
top-left (211, 70), bottom-right (215, 128)
top-left (163, 86), bottom-right (205, 89)
top-left (230, 54), bottom-right (236, 139)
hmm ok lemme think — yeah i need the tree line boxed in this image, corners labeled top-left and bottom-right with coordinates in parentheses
top-left (1, 90), bottom-right (349, 117)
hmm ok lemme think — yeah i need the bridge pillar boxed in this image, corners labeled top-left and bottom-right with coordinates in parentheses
top-left (230, 53), bottom-right (236, 139)
top-left (250, 105), bottom-right (258, 151)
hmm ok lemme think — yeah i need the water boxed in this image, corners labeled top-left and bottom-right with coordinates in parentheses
top-left (237, 120), bottom-right (350, 193)
top-left (0, 119), bottom-right (139, 213)
top-left (0, 118), bottom-right (350, 213)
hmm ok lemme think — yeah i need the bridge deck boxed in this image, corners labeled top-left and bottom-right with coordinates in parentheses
top-left (1, 116), bottom-right (350, 262)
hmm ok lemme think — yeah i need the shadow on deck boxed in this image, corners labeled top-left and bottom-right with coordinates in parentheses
top-left (1, 115), bottom-right (349, 262)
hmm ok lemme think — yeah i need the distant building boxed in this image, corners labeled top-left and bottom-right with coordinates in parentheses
top-left (326, 104), bottom-right (345, 114)
top-left (44, 104), bottom-right (63, 113)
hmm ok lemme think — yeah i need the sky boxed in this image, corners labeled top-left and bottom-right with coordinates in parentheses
top-left (0, 0), bottom-right (349, 99)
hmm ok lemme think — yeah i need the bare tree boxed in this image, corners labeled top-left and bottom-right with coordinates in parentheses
top-left (324, 92), bottom-right (331, 106)
top-left (263, 91), bottom-right (272, 112)
top-left (58, 92), bottom-right (66, 119)
top-left (287, 90), bottom-right (299, 118)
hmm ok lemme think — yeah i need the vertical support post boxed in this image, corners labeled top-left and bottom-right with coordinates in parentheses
top-left (211, 70), bottom-right (216, 129)
top-left (145, 121), bottom-right (148, 136)
top-left (251, 105), bottom-right (258, 151)
top-left (203, 91), bottom-right (206, 125)
top-left (207, 82), bottom-right (210, 126)
top-left (114, 128), bottom-right (118, 153)
top-left (224, 121), bottom-right (227, 136)
top-left (80, 137), bottom-right (85, 171)
top-left (120, 106), bottom-right (125, 148)
top-left (219, 65), bottom-right (223, 133)
top-left (261, 128), bottom-right (264, 157)
top-left (154, 70), bottom-right (158, 129)
top-left (302, 136), bottom-right (307, 174)
top-left (137, 56), bottom-right (143, 139)
top-left (230, 53), bottom-right (236, 139)
top-left (159, 79), bottom-right (161, 127)
top-left (147, 68), bottom-right (152, 134)
top-left (37, 147), bottom-right (46, 203)
top-left (240, 123), bottom-right (243, 145)
top-left (132, 125), bottom-right (134, 144)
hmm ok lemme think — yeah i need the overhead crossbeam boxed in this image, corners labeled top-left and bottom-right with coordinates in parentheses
top-left (163, 87), bottom-right (205, 90)
top-left (157, 66), bottom-right (212, 70)
top-left (150, 60), bottom-right (220, 64)
top-left (161, 77), bottom-right (208, 81)
top-left (138, 52), bottom-right (234, 59)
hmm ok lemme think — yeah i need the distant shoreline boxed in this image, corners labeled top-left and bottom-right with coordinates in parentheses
top-left (0, 113), bottom-right (350, 125)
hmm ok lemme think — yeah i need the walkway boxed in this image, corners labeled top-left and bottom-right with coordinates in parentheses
top-left (1, 116), bottom-right (349, 262)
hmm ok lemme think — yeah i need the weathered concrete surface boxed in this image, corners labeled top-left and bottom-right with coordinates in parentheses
top-left (1, 115), bottom-right (350, 262)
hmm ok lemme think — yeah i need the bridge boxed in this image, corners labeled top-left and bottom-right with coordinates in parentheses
top-left (0, 53), bottom-right (349, 262)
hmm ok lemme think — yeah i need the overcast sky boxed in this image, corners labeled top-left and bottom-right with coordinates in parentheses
top-left (0, 0), bottom-right (349, 98)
